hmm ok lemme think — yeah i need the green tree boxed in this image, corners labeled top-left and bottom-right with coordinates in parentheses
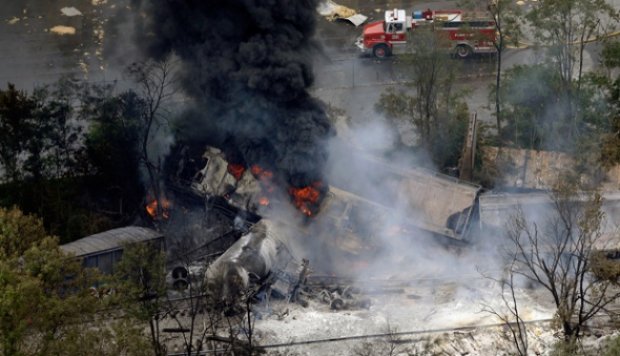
top-left (498, 64), bottom-right (563, 149)
top-left (376, 28), bottom-right (469, 171)
top-left (523, 0), bottom-right (617, 145)
top-left (112, 242), bottom-right (168, 356)
top-left (0, 207), bottom-right (103, 355)
top-left (461, 0), bottom-right (522, 135)
top-left (597, 40), bottom-right (620, 167)
top-left (0, 84), bottom-right (36, 184)
top-left (81, 87), bottom-right (144, 224)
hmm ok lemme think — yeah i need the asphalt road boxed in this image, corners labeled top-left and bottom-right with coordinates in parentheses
top-left (0, 0), bottom-right (616, 125)
top-left (311, 0), bottom-right (614, 126)
top-left (311, 0), bottom-right (496, 126)
top-left (0, 0), bottom-right (133, 90)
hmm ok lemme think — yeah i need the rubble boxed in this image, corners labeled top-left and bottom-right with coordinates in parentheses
top-left (50, 25), bottom-right (76, 35)
top-left (204, 220), bottom-right (295, 305)
top-left (60, 7), bottom-right (83, 17)
top-left (316, 1), bottom-right (368, 27)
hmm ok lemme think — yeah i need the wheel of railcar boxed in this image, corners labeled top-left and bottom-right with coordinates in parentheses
top-left (373, 44), bottom-right (390, 59)
top-left (455, 44), bottom-right (473, 59)
top-left (172, 266), bottom-right (189, 279)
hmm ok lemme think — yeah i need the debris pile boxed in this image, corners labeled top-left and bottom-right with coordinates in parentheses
top-left (317, 0), bottom-right (368, 26)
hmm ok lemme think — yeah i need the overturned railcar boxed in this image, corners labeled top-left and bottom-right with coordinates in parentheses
top-left (330, 154), bottom-right (481, 241)
top-left (182, 146), bottom-right (480, 243)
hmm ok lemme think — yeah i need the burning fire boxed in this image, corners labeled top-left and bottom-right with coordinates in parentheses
top-left (227, 162), bottom-right (323, 215)
top-left (227, 163), bottom-right (246, 181)
top-left (289, 182), bottom-right (322, 216)
top-left (146, 198), bottom-right (171, 220)
top-left (250, 164), bottom-right (275, 207)
top-left (250, 164), bottom-right (274, 185)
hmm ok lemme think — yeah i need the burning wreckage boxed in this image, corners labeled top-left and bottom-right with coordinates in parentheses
top-left (168, 145), bottom-right (480, 308)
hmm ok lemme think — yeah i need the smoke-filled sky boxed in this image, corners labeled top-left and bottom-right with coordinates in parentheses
top-left (131, 0), bottom-right (333, 188)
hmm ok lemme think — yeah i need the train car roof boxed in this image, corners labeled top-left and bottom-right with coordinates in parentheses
top-left (60, 226), bottom-right (164, 257)
top-left (479, 191), bottom-right (620, 250)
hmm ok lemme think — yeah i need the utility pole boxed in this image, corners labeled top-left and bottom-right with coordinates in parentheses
top-left (458, 112), bottom-right (478, 181)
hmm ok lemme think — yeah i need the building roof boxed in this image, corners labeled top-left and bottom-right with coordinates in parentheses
top-left (60, 226), bottom-right (163, 257)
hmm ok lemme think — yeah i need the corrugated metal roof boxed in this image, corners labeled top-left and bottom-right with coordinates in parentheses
top-left (60, 226), bottom-right (163, 257)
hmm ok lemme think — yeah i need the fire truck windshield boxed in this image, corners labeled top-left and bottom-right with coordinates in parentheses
top-left (386, 22), bottom-right (404, 33)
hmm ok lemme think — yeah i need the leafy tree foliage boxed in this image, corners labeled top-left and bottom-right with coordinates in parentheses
top-left (597, 40), bottom-right (620, 167)
top-left (0, 207), bottom-right (99, 354)
top-left (494, 0), bottom-right (618, 158)
top-left (375, 27), bottom-right (469, 172)
top-left (461, 0), bottom-right (523, 133)
top-left (82, 88), bottom-right (145, 222)
top-left (0, 80), bottom-right (147, 243)
top-left (0, 84), bottom-right (37, 183)
top-left (112, 242), bottom-right (167, 356)
top-left (497, 63), bottom-right (608, 153)
top-left (0, 207), bottom-right (154, 355)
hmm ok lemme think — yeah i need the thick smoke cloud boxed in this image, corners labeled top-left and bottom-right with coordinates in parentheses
top-left (132, 0), bottom-right (333, 187)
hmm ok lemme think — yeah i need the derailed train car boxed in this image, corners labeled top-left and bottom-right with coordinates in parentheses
top-left (171, 145), bottom-right (481, 302)
top-left (184, 146), bottom-right (481, 243)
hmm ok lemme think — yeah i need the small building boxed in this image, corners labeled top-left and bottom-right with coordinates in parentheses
top-left (60, 226), bottom-right (164, 274)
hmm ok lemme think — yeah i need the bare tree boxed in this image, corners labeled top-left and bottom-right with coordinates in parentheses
top-left (480, 258), bottom-right (529, 356)
top-left (504, 183), bottom-right (620, 342)
top-left (460, 0), bottom-right (522, 135)
top-left (407, 27), bottom-right (458, 146)
top-left (126, 59), bottom-right (178, 221)
top-left (164, 258), bottom-right (215, 355)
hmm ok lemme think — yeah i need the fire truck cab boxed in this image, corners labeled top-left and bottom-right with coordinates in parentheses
top-left (356, 8), bottom-right (496, 59)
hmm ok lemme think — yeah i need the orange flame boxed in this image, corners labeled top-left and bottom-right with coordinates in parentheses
top-left (227, 163), bottom-right (246, 181)
top-left (251, 164), bottom-right (275, 192)
top-left (146, 198), bottom-right (171, 220)
top-left (289, 182), bottom-right (322, 217)
top-left (259, 197), bottom-right (270, 206)
top-left (250, 164), bottom-right (274, 180)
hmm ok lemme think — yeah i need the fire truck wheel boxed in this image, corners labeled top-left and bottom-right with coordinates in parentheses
top-left (373, 44), bottom-right (390, 59)
top-left (455, 45), bottom-right (472, 59)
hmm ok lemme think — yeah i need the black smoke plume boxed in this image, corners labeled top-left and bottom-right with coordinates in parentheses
top-left (132, 0), bottom-right (333, 187)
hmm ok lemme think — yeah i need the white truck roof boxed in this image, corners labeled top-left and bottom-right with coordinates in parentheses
top-left (385, 8), bottom-right (406, 23)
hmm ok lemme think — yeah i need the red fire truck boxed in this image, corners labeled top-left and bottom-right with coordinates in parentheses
top-left (355, 8), bottom-right (496, 59)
